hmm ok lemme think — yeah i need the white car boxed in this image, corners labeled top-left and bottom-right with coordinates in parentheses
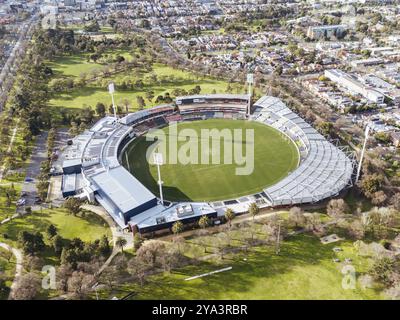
top-left (16, 198), bottom-right (26, 206)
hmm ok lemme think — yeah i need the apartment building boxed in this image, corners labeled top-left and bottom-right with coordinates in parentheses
top-left (307, 24), bottom-right (347, 39)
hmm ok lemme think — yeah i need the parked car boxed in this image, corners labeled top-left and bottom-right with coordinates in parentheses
top-left (16, 198), bottom-right (26, 206)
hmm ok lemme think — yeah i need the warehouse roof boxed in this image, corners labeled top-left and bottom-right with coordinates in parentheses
top-left (91, 166), bottom-right (156, 214)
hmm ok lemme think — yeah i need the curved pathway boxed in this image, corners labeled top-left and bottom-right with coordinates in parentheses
top-left (51, 204), bottom-right (131, 300)
top-left (0, 242), bottom-right (23, 300)
top-left (81, 204), bottom-right (132, 275)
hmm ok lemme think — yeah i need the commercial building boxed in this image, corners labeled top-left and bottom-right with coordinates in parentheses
top-left (350, 58), bottom-right (384, 68)
top-left (362, 74), bottom-right (400, 105)
top-left (325, 69), bottom-right (385, 104)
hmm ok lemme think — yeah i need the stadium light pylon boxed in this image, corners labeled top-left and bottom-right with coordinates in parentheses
top-left (108, 82), bottom-right (117, 120)
top-left (246, 73), bottom-right (254, 117)
top-left (154, 152), bottom-right (164, 206)
top-left (355, 124), bottom-right (370, 184)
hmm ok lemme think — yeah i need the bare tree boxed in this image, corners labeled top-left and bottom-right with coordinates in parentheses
top-left (305, 213), bottom-right (323, 232)
top-left (193, 229), bottom-right (210, 253)
top-left (245, 221), bottom-right (258, 245)
top-left (288, 206), bottom-right (306, 228)
top-left (136, 240), bottom-right (166, 268)
top-left (261, 223), bottom-right (276, 244)
top-left (371, 191), bottom-right (387, 206)
top-left (213, 232), bottom-right (230, 260)
top-left (326, 199), bottom-right (349, 219)
top-left (159, 247), bottom-right (183, 273)
top-left (57, 264), bottom-right (73, 293)
top-left (67, 271), bottom-right (95, 299)
top-left (11, 272), bottom-right (41, 300)
top-left (368, 207), bottom-right (396, 238)
top-left (100, 266), bottom-right (119, 291)
top-left (348, 220), bottom-right (365, 240)
top-left (390, 193), bottom-right (400, 211)
top-left (172, 235), bottom-right (185, 254)
top-left (113, 254), bottom-right (128, 273)
top-left (120, 98), bottom-right (131, 113)
top-left (358, 274), bottom-right (375, 291)
top-left (23, 255), bottom-right (44, 272)
top-left (384, 283), bottom-right (400, 300)
top-left (128, 257), bottom-right (150, 287)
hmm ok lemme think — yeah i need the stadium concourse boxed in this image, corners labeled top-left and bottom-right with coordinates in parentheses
top-left (58, 94), bottom-right (355, 235)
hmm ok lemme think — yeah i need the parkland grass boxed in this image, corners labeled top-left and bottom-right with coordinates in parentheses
top-left (0, 208), bottom-right (111, 254)
top-left (0, 247), bottom-right (16, 300)
top-left (46, 48), bottom-right (231, 111)
top-left (102, 234), bottom-right (383, 300)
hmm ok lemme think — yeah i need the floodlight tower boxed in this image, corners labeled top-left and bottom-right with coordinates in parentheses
top-left (355, 124), bottom-right (370, 184)
top-left (246, 73), bottom-right (254, 117)
top-left (153, 152), bottom-right (164, 206)
top-left (108, 82), bottom-right (117, 119)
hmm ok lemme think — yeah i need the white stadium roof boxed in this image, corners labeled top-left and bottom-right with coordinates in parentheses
top-left (252, 96), bottom-right (354, 206)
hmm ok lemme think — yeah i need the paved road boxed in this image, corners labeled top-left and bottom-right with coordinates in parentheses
top-left (16, 132), bottom-right (48, 214)
top-left (0, 13), bottom-right (39, 112)
top-left (0, 242), bottom-right (23, 300)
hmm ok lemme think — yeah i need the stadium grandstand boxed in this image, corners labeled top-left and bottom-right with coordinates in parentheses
top-left (176, 94), bottom-right (248, 120)
top-left (252, 96), bottom-right (354, 206)
top-left (58, 94), bottom-right (355, 234)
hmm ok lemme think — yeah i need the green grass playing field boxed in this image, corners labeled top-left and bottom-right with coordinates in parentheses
top-left (122, 119), bottom-right (299, 202)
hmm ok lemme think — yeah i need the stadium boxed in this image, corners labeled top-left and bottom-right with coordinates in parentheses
top-left (59, 94), bottom-right (355, 235)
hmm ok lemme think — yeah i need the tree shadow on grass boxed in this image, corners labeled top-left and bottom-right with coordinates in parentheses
top-left (0, 209), bottom-right (107, 245)
top-left (0, 211), bottom-right (52, 242)
top-left (119, 234), bottom-right (348, 300)
top-left (51, 86), bottom-right (106, 102)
